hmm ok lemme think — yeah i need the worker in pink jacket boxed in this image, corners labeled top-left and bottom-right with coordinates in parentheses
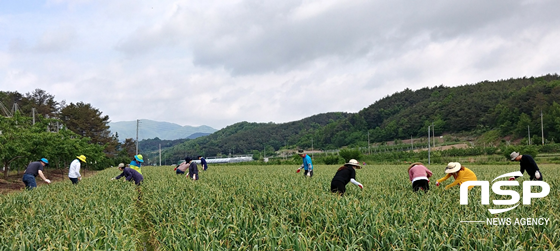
top-left (408, 162), bottom-right (433, 192)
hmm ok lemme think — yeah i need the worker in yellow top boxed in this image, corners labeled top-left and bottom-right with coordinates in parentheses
top-left (436, 162), bottom-right (477, 190)
top-left (130, 154), bottom-right (144, 174)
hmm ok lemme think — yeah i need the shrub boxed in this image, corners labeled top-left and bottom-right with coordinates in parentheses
top-left (322, 155), bottom-right (344, 165)
top-left (339, 148), bottom-right (362, 162)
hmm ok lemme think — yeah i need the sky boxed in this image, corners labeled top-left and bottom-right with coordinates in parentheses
top-left (1, 0), bottom-right (559, 130)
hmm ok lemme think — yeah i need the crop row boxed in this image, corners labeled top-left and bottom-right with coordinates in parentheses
top-left (1, 164), bottom-right (559, 250)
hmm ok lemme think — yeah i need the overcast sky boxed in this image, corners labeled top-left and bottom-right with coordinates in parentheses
top-left (1, 0), bottom-right (559, 129)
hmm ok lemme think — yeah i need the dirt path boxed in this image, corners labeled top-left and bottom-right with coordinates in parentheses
top-left (0, 168), bottom-right (97, 195)
top-left (413, 143), bottom-right (469, 152)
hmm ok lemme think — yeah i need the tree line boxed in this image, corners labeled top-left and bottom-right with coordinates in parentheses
top-left (5, 73), bottom-right (560, 167)
top-left (0, 89), bottom-right (135, 176)
top-left (162, 74), bottom-right (560, 159)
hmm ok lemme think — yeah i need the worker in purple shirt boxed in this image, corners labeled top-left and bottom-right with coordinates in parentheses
top-left (198, 156), bottom-right (208, 171)
top-left (112, 163), bottom-right (144, 185)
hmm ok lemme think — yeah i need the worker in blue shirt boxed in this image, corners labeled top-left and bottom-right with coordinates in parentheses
top-left (296, 150), bottom-right (314, 177)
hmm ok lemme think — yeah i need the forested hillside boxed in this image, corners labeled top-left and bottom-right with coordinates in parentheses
top-left (4, 74), bottom-right (560, 163)
top-left (162, 112), bottom-right (350, 160)
top-left (163, 74), bottom-right (560, 158)
top-left (313, 74), bottom-right (560, 147)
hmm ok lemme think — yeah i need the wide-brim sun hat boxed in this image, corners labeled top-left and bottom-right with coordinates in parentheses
top-left (77, 155), bottom-right (86, 162)
top-left (346, 159), bottom-right (362, 169)
top-left (510, 152), bottom-right (520, 161)
top-left (135, 154), bottom-right (144, 163)
top-left (40, 158), bottom-right (49, 165)
top-left (118, 163), bottom-right (125, 168)
top-left (297, 149), bottom-right (305, 155)
top-left (444, 162), bottom-right (461, 173)
top-left (408, 162), bottom-right (423, 171)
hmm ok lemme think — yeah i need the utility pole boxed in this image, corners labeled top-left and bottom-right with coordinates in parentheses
top-left (32, 108), bottom-right (35, 125)
top-left (428, 125), bottom-right (431, 165)
top-left (285, 140), bottom-right (287, 160)
top-left (368, 131), bottom-right (370, 155)
top-left (411, 136), bottom-right (413, 150)
top-left (541, 110), bottom-right (544, 145)
top-left (432, 122), bottom-right (435, 148)
top-left (136, 119), bottom-right (139, 155)
top-left (528, 125), bottom-right (531, 145)
top-left (311, 138), bottom-right (314, 159)
top-left (159, 144), bottom-right (161, 166)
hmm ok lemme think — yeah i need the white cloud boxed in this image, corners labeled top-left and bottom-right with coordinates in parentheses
top-left (31, 26), bottom-right (77, 53)
top-left (1, 0), bottom-right (560, 129)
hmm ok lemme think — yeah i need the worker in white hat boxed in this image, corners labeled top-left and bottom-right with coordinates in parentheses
top-left (330, 159), bottom-right (363, 195)
top-left (509, 152), bottom-right (543, 181)
top-left (436, 162), bottom-right (477, 190)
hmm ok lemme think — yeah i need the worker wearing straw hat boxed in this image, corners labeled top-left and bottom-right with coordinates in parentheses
top-left (508, 151), bottom-right (543, 181)
top-left (330, 159), bottom-right (363, 195)
top-left (130, 154), bottom-right (144, 174)
top-left (68, 155), bottom-right (86, 184)
top-left (408, 162), bottom-right (432, 192)
top-left (436, 162), bottom-right (477, 190)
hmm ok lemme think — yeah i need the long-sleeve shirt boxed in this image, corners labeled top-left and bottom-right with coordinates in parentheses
top-left (301, 155), bottom-right (313, 171)
top-left (188, 162), bottom-right (199, 179)
top-left (177, 162), bottom-right (189, 172)
top-left (437, 167), bottom-right (477, 190)
top-left (130, 160), bottom-right (142, 174)
top-left (200, 158), bottom-right (208, 170)
top-left (514, 155), bottom-right (540, 179)
top-left (115, 167), bottom-right (143, 185)
top-left (331, 166), bottom-right (356, 185)
top-left (68, 159), bottom-right (81, 178)
top-left (408, 165), bottom-right (432, 183)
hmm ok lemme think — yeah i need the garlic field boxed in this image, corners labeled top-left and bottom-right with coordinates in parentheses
top-left (1, 164), bottom-right (559, 250)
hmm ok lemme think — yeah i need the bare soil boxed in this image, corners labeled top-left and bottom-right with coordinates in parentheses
top-left (413, 143), bottom-right (470, 152)
top-left (0, 168), bottom-right (97, 195)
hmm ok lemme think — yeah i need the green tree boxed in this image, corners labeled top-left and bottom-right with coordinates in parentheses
top-left (0, 113), bottom-right (32, 177)
top-left (514, 113), bottom-right (532, 138)
top-left (21, 89), bottom-right (60, 118)
top-left (60, 102), bottom-right (118, 157)
top-left (339, 148), bottom-right (362, 162)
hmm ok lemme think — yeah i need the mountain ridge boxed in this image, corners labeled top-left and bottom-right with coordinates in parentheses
top-left (160, 74), bottom-right (560, 157)
top-left (109, 119), bottom-right (217, 141)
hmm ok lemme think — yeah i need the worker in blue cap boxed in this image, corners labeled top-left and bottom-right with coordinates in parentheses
top-left (22, 158), bottom-right (51, 189)
top-left (130, 154), bottom-right (144, 174)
